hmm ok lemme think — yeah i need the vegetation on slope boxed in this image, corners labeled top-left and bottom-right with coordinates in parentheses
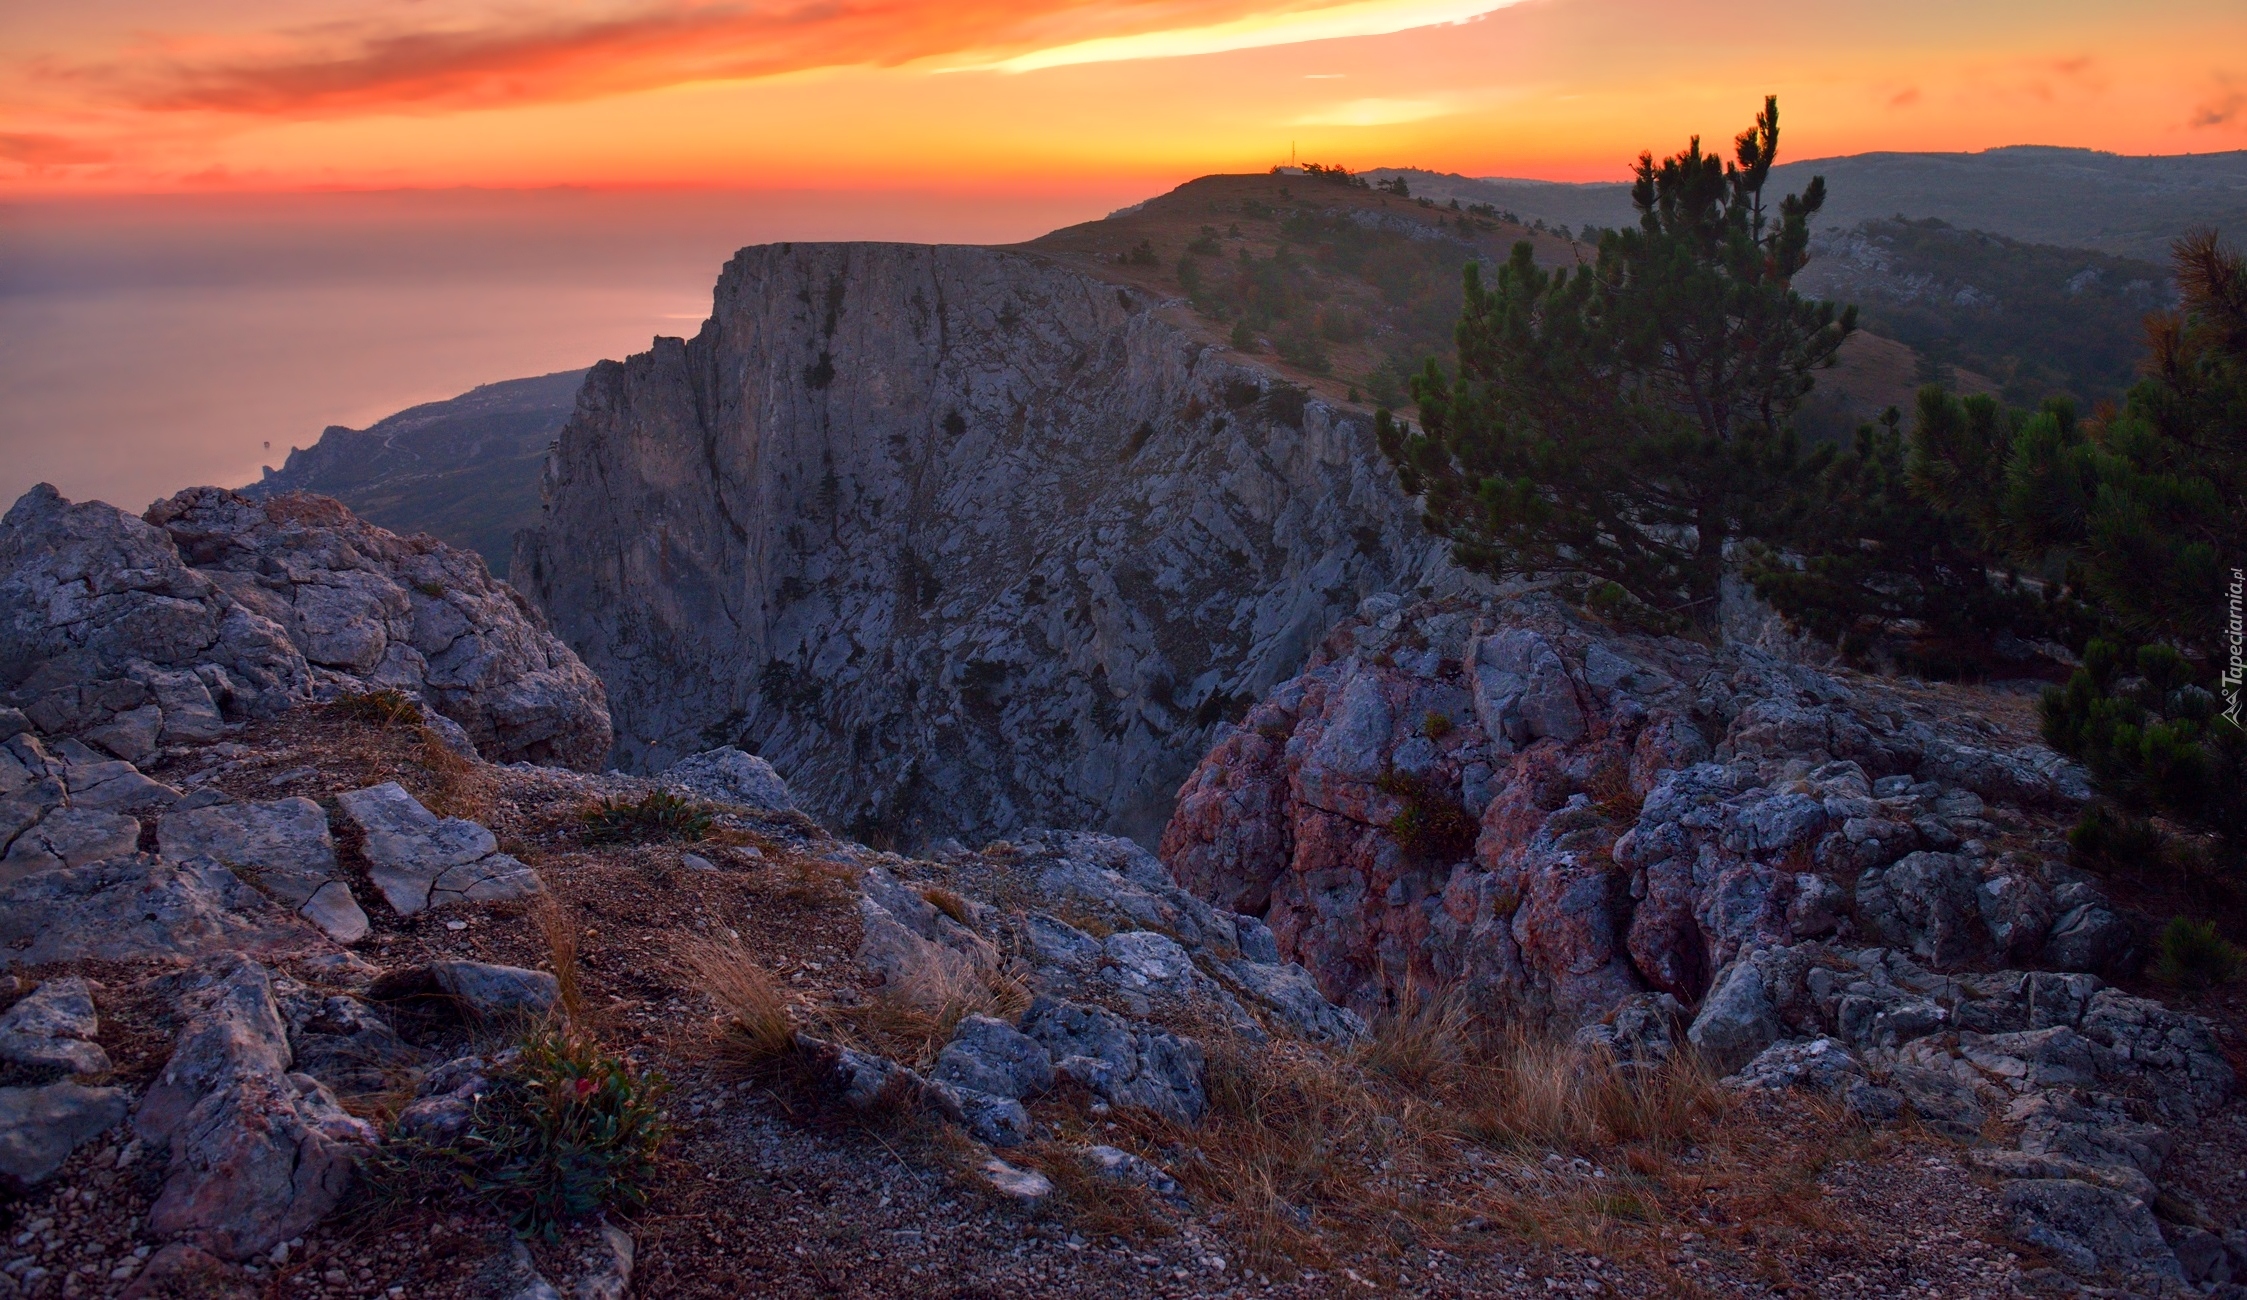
top-left (1378, 99), bottom-right (2246, 873)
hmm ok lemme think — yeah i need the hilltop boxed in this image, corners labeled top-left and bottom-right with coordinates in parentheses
top-left (1376, 145), bottom-right (2247, 260)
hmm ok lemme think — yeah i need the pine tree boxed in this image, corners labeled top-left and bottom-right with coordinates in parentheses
top-left (1383, 97), bottom-right (1854, 627)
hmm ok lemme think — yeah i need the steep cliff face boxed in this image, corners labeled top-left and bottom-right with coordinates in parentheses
top-left (515, 241), bottom-right (1448, 845)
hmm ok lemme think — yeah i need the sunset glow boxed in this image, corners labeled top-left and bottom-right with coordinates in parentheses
top-left (3, 0), bottom-right (2242, 195)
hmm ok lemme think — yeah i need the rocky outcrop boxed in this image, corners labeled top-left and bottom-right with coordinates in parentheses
top-left (148, 487), bottom-right (610, 768)
top-left (1159, 592), bottom-right (2101, 1025)
top-left (0, 483), bottom-right (610, 771)
top-left (515, 242), bottom-right (1449, 844)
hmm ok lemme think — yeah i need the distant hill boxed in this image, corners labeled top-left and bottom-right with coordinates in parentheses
top-left (1373, 146), bottom-right (2247, 260)
top-left (1797, 218), bottom-right (2174, 408)
top-left (244, 369), bottom-right (584, 570)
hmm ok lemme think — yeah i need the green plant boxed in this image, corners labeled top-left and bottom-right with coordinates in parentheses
top-left (1420, 710), bottom-right (1454, 740)
top-left (579, 791), bottom-right (714, 845)
top-left (2153, 917), bottom-right (2244, 990)
top-left (462, 1030), bottom-right (669, 1240)
top-left (1377, 770), bottom-right (1479, 862)
top-left (330, 688), bottom-right (423, 726)
top-left (1230, 318), bottom-right (1260, 352)
top-left (1387, 97), bottom-right (1853, 630)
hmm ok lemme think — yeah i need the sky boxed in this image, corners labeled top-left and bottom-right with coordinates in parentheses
top-left (2, 0), bottom-right (2243, 514)
top-left (4, 0), bottom-right (2244, 194)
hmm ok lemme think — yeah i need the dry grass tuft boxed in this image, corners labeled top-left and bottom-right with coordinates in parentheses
top-left (681, 936), bottom-right (797, 1070)
top-left (533, 895), bottom-right (585, 1024)
top-left (834, 954), bottom-right (1027, 1070)
top-left (418, 724), bottom-right (494, 822)
top-left (1450, 1028), bottom-right (1724, 1156)
top-left (778, 854), bottom-right (858, 906)
top-left (918, 884), bottom-right (973, 926)
top-left (1016, 1139), bottom-right (1176, 1243)
top-left (1359, 985), bottom-right (1470, 1092)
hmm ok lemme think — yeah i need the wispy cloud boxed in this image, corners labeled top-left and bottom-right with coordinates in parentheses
top-left (973, 0), bottom-right (1521, 74)
top-left (2191, 74), bottom-right (2245, 128)
top-left (41, 0), bottom-right (1521, 120)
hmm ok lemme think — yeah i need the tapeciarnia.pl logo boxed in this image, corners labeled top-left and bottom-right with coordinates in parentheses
top-left (2225, 567), bottom-right (2245, 729)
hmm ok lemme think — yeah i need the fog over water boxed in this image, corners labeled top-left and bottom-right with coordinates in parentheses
top-left (0, 186), bottom-right (1137, 513)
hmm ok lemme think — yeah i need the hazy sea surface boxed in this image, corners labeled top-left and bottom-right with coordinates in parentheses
top-left (0, 186), bottom-right (1136, 513)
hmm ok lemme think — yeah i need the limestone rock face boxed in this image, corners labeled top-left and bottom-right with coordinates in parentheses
top-left (0, 853), bottom-right (319, 971)
top-left (0, 483), bottom-right (610, 771)
top-left (1160, 593), bottom-right (2097, 1025)
top-left (515, 242), bottom-right (1447, 844)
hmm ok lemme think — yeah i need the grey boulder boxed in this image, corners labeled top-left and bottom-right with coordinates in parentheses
top-left (661, 747), bottom-right (795, 812)
top-left (2000, 1178), bottom-right (2182, 1281)
top-left (1020, 995), bottom-right (1205, 1124)
top-left (0, 854), bottom-right (317, 972)
top-left (1687, 955), bottom-right (1782, 1076)
top-left (0, 976), bottom-right (110, 1076)
top-left (136, 960), bottom-right (378, 1261)
top-left (932, 1014), bottom-right (1053, 1100)
top-left (0, 804), bottom-right (142, 884)
top-left (430, 961), bottom-right (560, 1020)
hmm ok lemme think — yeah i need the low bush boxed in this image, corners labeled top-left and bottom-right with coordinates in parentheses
top-left (2154, 917), bottom-right (2244, 990)
top-left (579, 791), bottom-right (713, 845)
top-left (461, 1029), bottom-right (669, 1239)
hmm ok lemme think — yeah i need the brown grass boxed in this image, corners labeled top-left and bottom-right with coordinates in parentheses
top-left (680, 936), bottom-right (797, 1070)
top-left (534, 894), bottom-right (585, 1024)
top-left (417, 723), bottom-right (493, 822)
top-left (778, 854), bottom-right (858, 906)
top-left (833, 953), bottom-right (1029, 1070)
top-left (1446, 1027), bottom-right (1724, 1157)
top-left (919, 884), bottom-right (973, 926)
top-left (1030, 988), bottom-right (1738, 1277)
top-left (1359, 984), bottom-right (1470, 1092)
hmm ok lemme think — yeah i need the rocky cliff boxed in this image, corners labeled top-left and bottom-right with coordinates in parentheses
top-left (515, 241), bottom-right (1450, 846)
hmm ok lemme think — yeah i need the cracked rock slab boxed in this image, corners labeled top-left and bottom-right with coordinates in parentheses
top-left (159, 796), bottom-right (370, 943)
top-left (334, 781), bottom-right (539, 916)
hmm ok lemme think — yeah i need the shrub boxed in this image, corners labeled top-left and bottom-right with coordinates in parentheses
top-left (579, 791), bottom-right (713, 845)
top-left (2066, 800), bottom-right (2168, 875)
top-left (1377, 770), bottom-right (1478, 862)
top-left (462, 1030), bottom-right (669, 1239)
top-left (1229, 319), bottom-right (1260, 352)
top-left (1421, 710), bottom-right (1454, 739)
top-left (1585, 580), bottom-right (1686, 637)
top-left (331, 688), bottom-right (422, 726)
top-left (2154, 917), bottom-right (2244, 990)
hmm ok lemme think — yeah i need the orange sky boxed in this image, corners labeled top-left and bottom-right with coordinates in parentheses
top-left (3, 0), bottom-right (2244, 193)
